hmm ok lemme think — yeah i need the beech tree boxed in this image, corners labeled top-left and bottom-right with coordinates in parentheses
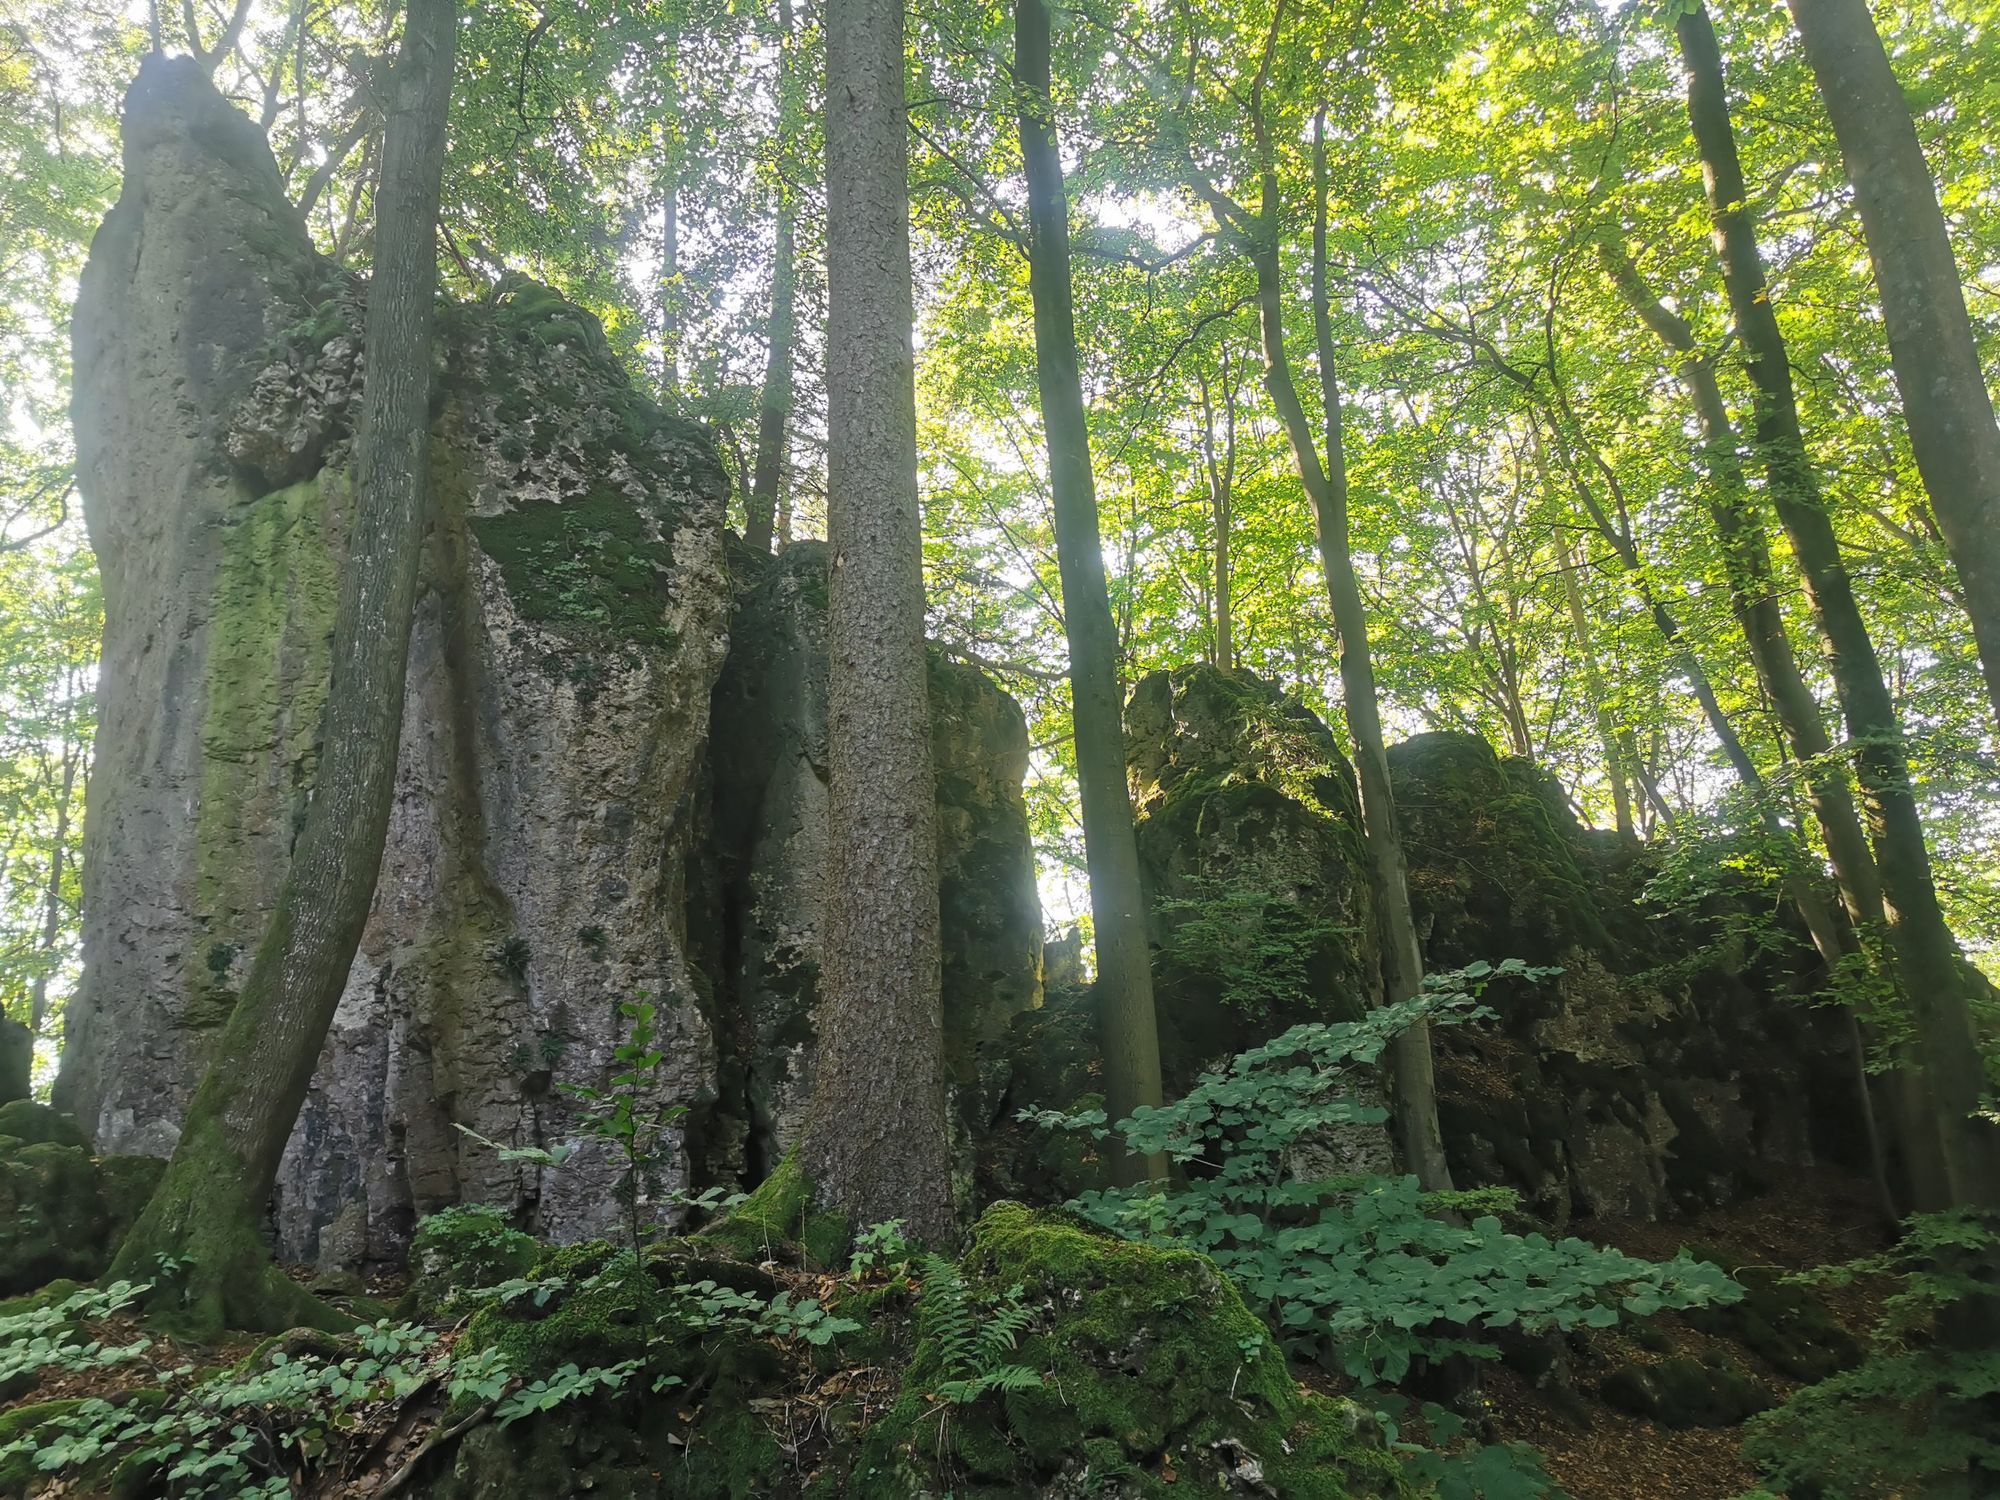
top-left (107, 0), bottom-right (459, 1329)
top-left (1677, 4), bottom-right (1998, 1208)
top-left (1784, 0), bottom-right (2000, 732)
top-left (1014, 0), bottom-right (1167, 1187)
top-left (796, 0), bottom-right (955, 1242)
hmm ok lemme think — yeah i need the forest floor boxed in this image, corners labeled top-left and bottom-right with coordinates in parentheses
top-left (1481, 1166), bottom-right (1889, 1500)
top-left (2, 1169), bottom-right (1887, 1498)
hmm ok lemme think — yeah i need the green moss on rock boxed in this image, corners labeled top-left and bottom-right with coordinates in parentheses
top-left (699, 1154), bottom-right (849, 1268)
top-left (0, 1101), bottom-right (90, 1150)
top-left (405, 1205), bottom-right (540, 1318)
top-left (0, 1136), bottom-right (163, 1296)
top-left (470, 488), bottom-right (680, 648)
top-left (852, 1203), bottom-right (1407, 1498)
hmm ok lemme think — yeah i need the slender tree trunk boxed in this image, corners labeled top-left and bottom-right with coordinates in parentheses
top-left (1599, 231), bottom-right (1922, 1215)
top-left (1197, 354), bottom-right (1238, 672)
top-left (1555, 532), bottom-right (1635, 837)
top-left (1015, 0), bottom-right (1166, 1186)
top-left (1786, 0), bottom-right (2000, 729)
top-left (109, 0), bottom-right (459, 1330)
top-left (745, 0), bottom-right (798, 554)
top-left (1303, 108), bottom-right (1454, 1192)
top-left (659, 20), bottom-right (683, 398)
top-left (28, 744), bottom-right (77, 1038)
top-left (1680, 7), bottom-right (1997, 1208)
top-left (800, 0), bottom-right (954, 1242)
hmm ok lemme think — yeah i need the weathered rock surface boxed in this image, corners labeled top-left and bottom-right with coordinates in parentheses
top-left (58, 57), bottom-right (732, 1265)
top-left (56, 62), bottom-right (1046, 1268)
top-left (1126, 666), bottom-right (1379, 1087)
top-left (994, 668), bottom-right (1851, 1222)
top-left (1389, 732), bottom-right (1849, 1221)
top-left (696, 541), bottom-right (1044, 1185)
top-left (0, 1103), bottom-right (163, 1296)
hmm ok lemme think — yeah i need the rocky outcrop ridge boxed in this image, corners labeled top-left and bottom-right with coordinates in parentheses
top-left (55, 61), bottom-right (1047, 1269)
top-left (59, 57), bottom-right (732, 1264)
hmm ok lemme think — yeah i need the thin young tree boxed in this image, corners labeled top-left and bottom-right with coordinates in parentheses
top-left (1600, 232), bottom-right (1909, 1214)
top-left (1014, 0), bottom-right (1166, 1186)
top-left (797, 0), bottom-right (955, 1241)
top-left (1179, 22), bottom-right (1454, 1191)
top-left (744, 0), bottom-right (799, 554)
top-left (1784, 0), bottom-right (2000, 731)
top-left (1677, 5), bottom-right (1998, 1208)
top-left (108, 0), bottom-right (459, 1330)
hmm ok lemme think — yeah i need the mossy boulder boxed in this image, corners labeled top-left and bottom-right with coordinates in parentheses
top-left (1600, 1352), bottom-right (1774, 1428)
top-left (1124, 666), bottom-right (1378, 1087)
top-left (0, 1132), bottom-right (164, 1296)
top-left (0, 1101), bottom-right (90, 1150)
top-left (405, 1205), bottom-right (541, 1318)
top-left (1682, 1250), bottom-right (1862, 1383)
top-left (853, 1203), bottom-right (1407, 1498)
top-left (422, 1203), bottom-right (1404, 1499)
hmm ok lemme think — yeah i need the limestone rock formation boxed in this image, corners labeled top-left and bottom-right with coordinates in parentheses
top-left (697, 541), bottom-right (1043, 1184)
top-left (1389, 732), bottom-right (1848, 1221)
top-left (995, 667), bottom-right (1851, 1222)
top-left (57, 58), bottom-right (732, 1265)
top-left (0, 1102), bottom-right (163, 1296)
top-left (1125, 665), bottom-right (1379, 1087)
top-left (56, 63), bottom-right (1048, 1268)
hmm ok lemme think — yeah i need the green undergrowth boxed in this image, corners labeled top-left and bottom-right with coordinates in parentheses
top-left (1, 1197), bottom-right (1419, 1499)
top-left (1739, 1209), bottom-right (2000, 1498)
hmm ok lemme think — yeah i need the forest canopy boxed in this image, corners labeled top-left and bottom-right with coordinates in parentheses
top-left (1, 0), bottom-right (1999, 1494)
top-left (4, 0), bottom-right (1997, 1065)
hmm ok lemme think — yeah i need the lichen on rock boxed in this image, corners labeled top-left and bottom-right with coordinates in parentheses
top-left (57, 59), bottom-right (732, 1270)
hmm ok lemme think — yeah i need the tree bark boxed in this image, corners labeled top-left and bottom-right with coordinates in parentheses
top-left (745, 0), bottom-right (799, 554)
top-left (1598, 234), bottom-right (1904, 1214)
top-left (1015, 0), bottom-right (1167, 1186)
top-left (1786, 0), bottom-right (2000, 730)
top-left (109, 0), bottom-right (459, 1330)
top-left (659, 17), bottom-right (684, 399)
top-left (1197, 350), bottom-right (1239, 671)
top-left (1554, 531), bottom-right (1636, 839)
top-left (1679, 6), bottom-right (1997, 1208)
top-left (1304, 107), bottom-right (1454, 1191)
top-left (27, 675), bottom-right (81, 1040)
top-left (801, 0), bottom-right (955, 1242)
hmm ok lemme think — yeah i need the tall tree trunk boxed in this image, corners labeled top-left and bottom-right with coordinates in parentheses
top-left (801, 0), bottom-right (954, 1241)
top-left (1679, 6), bottom-right (1998, 1208)
top-left (27, 739), bottom-right (77, 1039)
top-left (745, 0), bottom-right (799, 554)
top-left (1304, 107), bottom-right (1453, 1191)
top-left (1015, 0), bottom-right (1166, 1186)
top-left (659, 19), bottom-right (683, 399)
top-left (1554, 532), bottom-right (1636, 838)
top-left (108, 0), bottom-right (459, 1330)
top-left (1197, 353), bottom-right (1238, 672)
top-left (1598, 232), bottom-right (1919, 1215)
top-left (1786, 0), bottom-right (2000, 729)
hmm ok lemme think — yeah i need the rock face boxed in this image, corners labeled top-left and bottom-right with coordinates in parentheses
top-left (696, 542), bottom-right (1043, 1185)
top-left (0, 1102), bottom-right (164, 1296)
top-left (58, 57), bottom-right (732, 1264)
top-left (1125, 666), bottom-right (1378, 1088)
top-left (57, 62), bottom-right (1046, 1268)
top-left (1389, 733), bottom-right (1849, 1222)
top-left (1001, 668), bottom-right (1852, 1222)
